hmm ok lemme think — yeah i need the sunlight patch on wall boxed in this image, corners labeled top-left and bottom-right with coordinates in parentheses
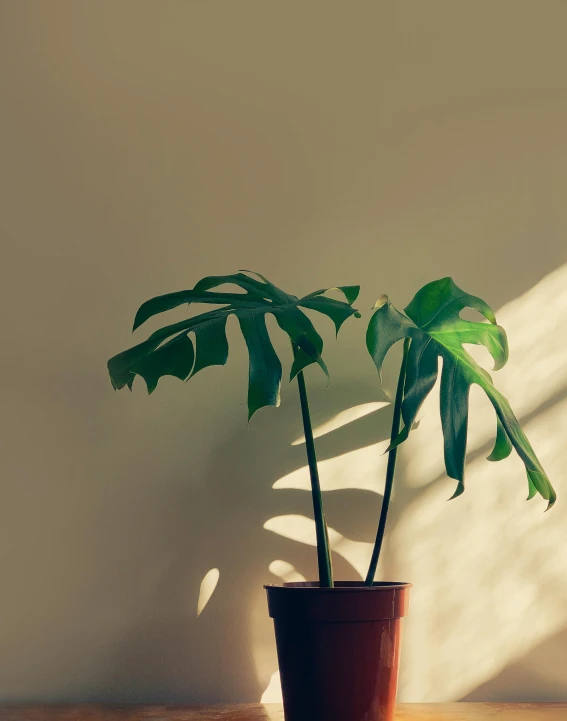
top-left (291, 401), bottom-right (389, 445)
top-left (395, 400), bottom-right (567, 702)
top-left (197, 568), bottom-right (220, 617)
top-left (257, 264), bottom-right (567, 702)
top-left (274, 440), bottom-right (389, 493)
top-left (260, 670), bottom-right (283, 703)
top-left (264, 515), bottom-right (373, 579)
top-left (268, 560), bottom-right (307, 583)
top-left (392, 264), bottom-right (567, 700)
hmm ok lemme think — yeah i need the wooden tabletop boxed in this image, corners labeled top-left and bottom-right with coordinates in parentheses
top-left (0, 704), bottom-right (565, 721)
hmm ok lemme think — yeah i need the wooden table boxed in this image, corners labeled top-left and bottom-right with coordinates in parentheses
top-left (0, 705), bottom-right (565, 721)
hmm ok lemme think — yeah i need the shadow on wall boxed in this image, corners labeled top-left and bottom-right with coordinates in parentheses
top-left (257, 264), bottom-right (567, 703)
top-left (3, 0), bottom-right (567, 704)
top-left (91, 265), bottom-right (567, 704)
top-left (95, 381), bottom-right (393, 704)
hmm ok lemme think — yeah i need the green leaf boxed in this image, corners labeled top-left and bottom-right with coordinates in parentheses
top-left (133, 289), bottom-right (263, 331)
top-left (239, 270), bottom-right (293, 303)
top-left (194, 272), bottom-right (271, 299)
top-left (190, 314), bottom-right (229, 377)
top-left (108, 311), bottom-right (227, 390)
top-left (404, 277), bottom-right (497, 327)
top-left (109, 271), bottom-right (359, 419)
top-left (271, 307), bottom-right (328, 382)
top-left (482, 384), bottom-right (556, 509)
top-left (440, 356), bottom-right (470, 494)
top-left (487, 417), bottom-right (513, 462)
top-left (367, 277), bottom-right (555, 509)
top-left (335, 285), bottom-right (361, 305)
top-left (392, 335), bottom-right (438, 448)
top-left (299, 295), bottom-right (361, 334)
top-left (366, 296), bottom-right (416, 388)
top-left (237, 312), bottom-right (282, 420)
top-left (303, 285), bottom-right (361, 305)
top-left (132, 332), bottom-right (194, 394)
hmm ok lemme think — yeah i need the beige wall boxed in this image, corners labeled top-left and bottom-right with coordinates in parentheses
top-left (1, 0), bottom-right (566, 704)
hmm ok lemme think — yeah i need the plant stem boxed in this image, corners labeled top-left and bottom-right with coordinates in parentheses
top-left (296, 369), bottom-right (334, 587)
top-left (365, 337), bottom-right (410, 586)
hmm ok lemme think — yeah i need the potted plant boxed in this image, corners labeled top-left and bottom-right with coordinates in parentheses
top-left (107, 272), bottom-right (554, 721)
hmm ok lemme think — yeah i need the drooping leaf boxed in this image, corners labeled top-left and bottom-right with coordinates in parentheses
top-left (366, 277), bottom-right (555, 509)
top-left (190, 314), bottom-right (229, 377)
top-left (487, 417), bottom-right (513, 462)
top-left (108, 311), bottom-right (228, 390)
top-left (238, 312), bottom-right (283, 420)
top-left (132, 332), bottom-right (194, 394)
top-left (271, 306), bottom-right (328, 382)
top-left (440, 355), bottom-right (470, 497)
top-left (300, 295), bottom-right (362, 335)
top-left (108, 271), bottom-right (359, 418)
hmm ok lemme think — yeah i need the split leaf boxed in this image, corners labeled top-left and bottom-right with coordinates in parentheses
top-left (108, 271), bottom-right (360, 419)
top-left (366, 277), bottom-right (554, 509)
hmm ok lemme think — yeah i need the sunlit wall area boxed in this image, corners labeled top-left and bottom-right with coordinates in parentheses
top-left (393, 265), bottom-right (567, 701)
top-left (259, 264), bottom-right (567, 702)
top-left (1, 0), bottom-right (566, 705)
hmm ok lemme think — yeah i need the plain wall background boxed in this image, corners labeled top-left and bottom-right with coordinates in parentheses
top-left (1, 0), bottom-right (566, 704)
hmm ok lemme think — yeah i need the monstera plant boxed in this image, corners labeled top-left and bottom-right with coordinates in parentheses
top-left (364, 277), bottom-right (556, 585)
top-left (107, 271), bottom-right (360, 588)
top-left (107, 272), bottom-right (555, 721)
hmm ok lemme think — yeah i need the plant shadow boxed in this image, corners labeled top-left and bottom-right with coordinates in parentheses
top-left (94, 378), bottom-right (396, 703)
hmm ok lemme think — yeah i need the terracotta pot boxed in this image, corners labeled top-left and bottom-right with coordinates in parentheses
top-left (265, 581), bottom-right (411, 721)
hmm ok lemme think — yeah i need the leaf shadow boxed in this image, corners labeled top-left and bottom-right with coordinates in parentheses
top-left (92, 378), bottom-right (397, 703)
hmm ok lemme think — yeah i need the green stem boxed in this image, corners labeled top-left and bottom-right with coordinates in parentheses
top-left (296, 369), bottom-right (334, 587)
top-left (365, 337), bottom-right (410, 586)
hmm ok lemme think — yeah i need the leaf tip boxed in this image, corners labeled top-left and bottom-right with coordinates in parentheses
top-left (487, 450), bottom-right (504, 462)
top-left (448, 482), bottom-right (465, 501)
top-left (132, 310), bottom-right (145, 332)
top-left (373, 294), bottom-right (389, 310)
top-left (248, 396), bottom-right (281, 423)
top-left (384, 426), bottom-right (409, 454)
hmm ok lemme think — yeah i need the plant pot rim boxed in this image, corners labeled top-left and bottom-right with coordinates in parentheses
top-left (265, 581), bottom-right (411, 621)
top-left (264, 581), bottom-right (412, 592)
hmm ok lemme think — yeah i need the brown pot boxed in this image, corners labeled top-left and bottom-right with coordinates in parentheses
top-left (265, 581), bottom-right (411, 721)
